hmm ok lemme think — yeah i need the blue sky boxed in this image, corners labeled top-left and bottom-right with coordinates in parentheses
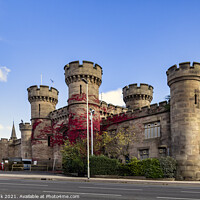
top-left (1, 0), bottom-right (200, 138)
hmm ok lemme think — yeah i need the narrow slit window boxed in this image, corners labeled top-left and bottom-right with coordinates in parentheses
top-left (80, 85), bottom-right (82, 94)
top-left (195, 94), bottom-right (198, 104)
top-left (39, 104), bottom-right (41, 116)
top-left (48, 136), bottom-right (51, 146)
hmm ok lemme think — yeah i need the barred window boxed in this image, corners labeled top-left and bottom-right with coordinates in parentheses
top-left (144, 122), bottom-right (160, 139)
top-left (139, 149), bottom-right (149, 160)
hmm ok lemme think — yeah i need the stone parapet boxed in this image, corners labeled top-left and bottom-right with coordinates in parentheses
top-left (123, 83), bottom-right (153, 110)
top-left (101, 101), bottom-right (168, 126)
top-left (49, 106), bottom-right (68, 121)
top-left (28, 85), bottom-right (58, 105)
top-left (167, 62), bottom-right (200, 86)
top-left (64, 60), bottom-right (102, 86)
top-left (19, 122), bottom-right (32, 131)
top-left (100, 101), bottom-right (128, 118)
top-left (0, 138), bottom-right (8, 143)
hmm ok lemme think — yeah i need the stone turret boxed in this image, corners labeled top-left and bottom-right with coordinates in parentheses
top-left (167, 62), bottom-right (200, 180)
top-left (27, 85), bottom-right (58, 119)
top-left (64, 60), bottom-right (102, 141)
top-left (123, 83), bottom-right (153, 110)
top-left (19, 122), bottom-right (32, 159)
top-left (27, 85), bottom-right (59, 161)
top-left (65, 60), bottom-right (102, 101)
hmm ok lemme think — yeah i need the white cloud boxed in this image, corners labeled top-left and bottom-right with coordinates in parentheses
top-left (100, 88), bottom-right (125, 107)
top-left (0, 66), bottom-right (11, 82)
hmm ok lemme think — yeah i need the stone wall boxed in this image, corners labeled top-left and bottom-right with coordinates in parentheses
top-left (0, 138), bottom-right (21, 161)
top-left (101, 101), bottom-right (170, 161)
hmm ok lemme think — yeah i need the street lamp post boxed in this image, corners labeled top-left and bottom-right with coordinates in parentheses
top-left (82, 78), bottom-right (90, 179)
top-left (90, 108), bottom-right (95, 156)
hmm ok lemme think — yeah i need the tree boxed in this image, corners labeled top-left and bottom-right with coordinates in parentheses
top-left (62, 125), bottom-right (138, 175)
top-left (101, 126), bottom-right (137, 159)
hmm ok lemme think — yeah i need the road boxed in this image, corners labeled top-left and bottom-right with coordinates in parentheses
top-left (0, 178), bottom-right (199, 200)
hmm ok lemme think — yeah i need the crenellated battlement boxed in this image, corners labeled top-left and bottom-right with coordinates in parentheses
top-left (167, 62), bottom-right (200, 86)
top-left (49, 106), bottom-right (68, 121)
top-left (123, 83), bottom-right (153, 97)
top-left (27, 85), bottom-right (58, 105)
top-left (100, 101), bottom-right (128, 118)
top-left (0, 138), bottom-right (8, 143)
top-left (64, 60), bottom-right (102, 86)
top-left (123, 83), bottom-right (153, 110)
top-left (19, 122), bottom-right (32, 130)
top-left (101, 101), bottom-right (169, 126)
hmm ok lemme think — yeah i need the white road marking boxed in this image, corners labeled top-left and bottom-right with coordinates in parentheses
top-left (157, 197), bottom-right (200, 200)
top-left (43, 190), bottom-right (122, 197)
top-left (181, 191), bottom-right (200, 194)
top-left (79, 186), bottom-right (142, 191)
top-left (0, 183), bottom-right (48, 187)
top-left (180, 188), bottom-right (200, 190)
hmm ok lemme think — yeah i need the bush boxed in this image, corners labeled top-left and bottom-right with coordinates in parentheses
top-left (141, 158), bottom-right (163, 178)
top-left (62, 157), bottom-right (86, 176)
top-left (159, 156), bottom-right (177, 178)
top-left (90, 155), bottom-right (120, 175)
top-left (128, 158), bottom-right (144, 176)
top-left (119, 157), bottom-right (143, 176)
top-left (119, 157), bottom-right (166, 178)
top-left (118, 163), bottom-right (130, 176)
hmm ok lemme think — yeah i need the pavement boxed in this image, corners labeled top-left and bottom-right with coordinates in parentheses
top-left (0, 171), bottom-right (200, 186)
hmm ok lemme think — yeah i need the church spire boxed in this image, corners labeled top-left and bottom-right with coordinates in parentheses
top-left (10, 121), bottom-right (17, 140)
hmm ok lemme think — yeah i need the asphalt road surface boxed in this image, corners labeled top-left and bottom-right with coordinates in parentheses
top-left (0, 179), bottom-right (199, 200)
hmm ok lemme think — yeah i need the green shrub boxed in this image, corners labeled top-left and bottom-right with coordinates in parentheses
top-left (119, 157), bottom-right (142, 176)
top-left (118, 157), bottom-right (165, 178)
top-left (127, 157), bottom-right (142, 176)
top-left (62, 157), bottom-right (86, 176)
top-left (119, 163), bottom-right (130, 176)
top-left (90, 155), bottom-right (120, 175)
top-left (141, 158), bottom-right (163, 178)
top-left (159, 156), bottom-right (177, 178)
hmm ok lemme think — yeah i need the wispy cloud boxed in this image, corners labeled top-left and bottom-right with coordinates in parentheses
top-left (100, 88), bottom-right (125, 106)
top-left (0, 124), bottom-right (3, 130)
top-left (0, 124), bottom-right (12, 139)
top-left (0, 66), bottom-right (11, 82)
top-left (0, 124), bottom-right (11, 130)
